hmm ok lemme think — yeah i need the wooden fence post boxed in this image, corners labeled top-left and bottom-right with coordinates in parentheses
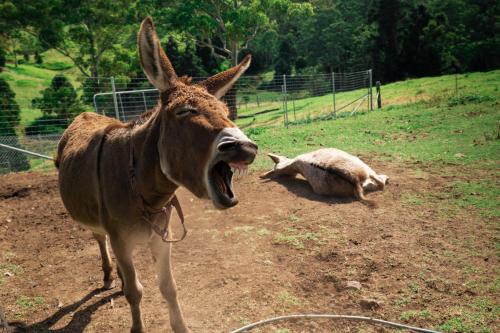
top-left (376, 81), bottom-right (382, 109)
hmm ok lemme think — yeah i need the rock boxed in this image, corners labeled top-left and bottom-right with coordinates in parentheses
top-left (346, 280), bottom-right (362, 290)
top-left (4, 271), bottom-right (13, 277)
top-left (359, 298), bottom-right (381, 310)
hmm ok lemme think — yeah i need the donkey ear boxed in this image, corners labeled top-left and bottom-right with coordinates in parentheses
top-left (268, 153), bottom-right (283, 164)
top-left (199, 54), bottom-right (251, 99)
top-left (138, 17), bottom-right (177, 91)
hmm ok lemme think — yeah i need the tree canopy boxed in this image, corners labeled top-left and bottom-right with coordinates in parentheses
top-left (0, 0), bottom-right (497, 84)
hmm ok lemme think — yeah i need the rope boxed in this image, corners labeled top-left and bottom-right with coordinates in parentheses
top-left (229, 314), bottom-right (441, 333)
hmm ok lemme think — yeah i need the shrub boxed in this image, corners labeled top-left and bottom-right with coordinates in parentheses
top-left (447, 94), bottom-right (494, 107)
top-left (0, 78), bottom-right (30, 172)
top-left (32, 74), bottom-right (83, 120)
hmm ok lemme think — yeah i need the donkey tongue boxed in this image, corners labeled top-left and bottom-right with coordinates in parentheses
top-left (217, 175), bottom-right (226, 193)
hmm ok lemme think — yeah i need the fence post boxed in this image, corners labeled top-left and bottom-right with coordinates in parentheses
top-left (142, 91), bottom-right (148, 113)
top-left (283, 74), bottom-right (288, 127)
top-left (93, 94), bottom-right (99, 114)
top-left (368, 69), bottom-right (373, 111)
top-left (118, 94), bottom-right (125, 121)
top-left (281, 85), bottom-right (286, 126)
top-left (110, 77), bottom-right (120, 121)
top-left (376, 81), bottom-right (382, 109)
top-left (331, 72), bottom-right (336, 116)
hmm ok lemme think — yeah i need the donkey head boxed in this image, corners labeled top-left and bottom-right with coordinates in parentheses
top-left (138, 17), bottom-right (257, 209)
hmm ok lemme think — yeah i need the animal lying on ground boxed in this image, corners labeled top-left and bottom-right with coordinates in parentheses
top-left (262, 148), bottom-right (388, 202)
top-left (56, 17), bottom-right (257, 333)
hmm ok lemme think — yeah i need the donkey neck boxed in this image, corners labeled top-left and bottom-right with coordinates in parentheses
top-left (129, 108), bottom-right (178, 210)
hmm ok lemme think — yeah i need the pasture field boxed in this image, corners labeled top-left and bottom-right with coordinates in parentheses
top-left (0, 70), bottom-right (499, 332)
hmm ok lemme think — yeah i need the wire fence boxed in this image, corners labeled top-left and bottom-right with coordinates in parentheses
top-left (0, 70), bottom-right (373, 174)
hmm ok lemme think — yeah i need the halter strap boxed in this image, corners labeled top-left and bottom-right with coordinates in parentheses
top-left (128, 130), bottom-right (187, 243)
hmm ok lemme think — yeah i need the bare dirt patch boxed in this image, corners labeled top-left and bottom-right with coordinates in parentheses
top-left (0, 161), bottom-right (498, 332)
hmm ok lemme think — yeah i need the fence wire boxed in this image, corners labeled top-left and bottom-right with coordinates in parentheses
top-left (0, 70), bottom-right (373, 174)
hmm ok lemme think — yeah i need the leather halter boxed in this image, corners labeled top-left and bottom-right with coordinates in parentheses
top-left (128, 130), bottom-right (187, 243)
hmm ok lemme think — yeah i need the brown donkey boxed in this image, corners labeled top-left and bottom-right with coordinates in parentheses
top-left (56, 17), bottom-right (257, 333)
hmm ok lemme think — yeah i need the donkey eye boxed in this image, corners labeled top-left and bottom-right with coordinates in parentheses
top-left (175, 107), bottom-right (197, 117)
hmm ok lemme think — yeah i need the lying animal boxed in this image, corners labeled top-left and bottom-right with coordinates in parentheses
top-left (262, 148), bottom-right (388, 201)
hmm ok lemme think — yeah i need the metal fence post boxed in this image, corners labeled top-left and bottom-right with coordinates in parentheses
top-left (142, 91), bottom-right (148, 112)
top-left (110, 77), bottom-right (120, 121)
top-left (283, 74), bottom-right (288, 127)
top-left (369, 69), bottom-right (373, 111)
top-left (118, 94), bottom-right (125, 121)
top-left (281, 85), bottom-right (285, 125)
top-left (331, 72), bottom-right (336, 116)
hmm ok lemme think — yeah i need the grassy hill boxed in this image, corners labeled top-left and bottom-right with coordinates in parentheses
top-left (0, 50), bottom-right (82, 125)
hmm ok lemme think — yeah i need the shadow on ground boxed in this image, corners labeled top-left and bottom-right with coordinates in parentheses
top-left (260, 176), bottom-right (357, 205)
top-left (7, 289), bottom-right (122, 333)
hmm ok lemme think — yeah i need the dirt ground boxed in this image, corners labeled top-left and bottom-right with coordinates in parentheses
top-left (0, 160), bottom-right (498, 333)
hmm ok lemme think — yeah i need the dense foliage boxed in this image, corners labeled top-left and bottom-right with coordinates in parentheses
top-left (0, 78), bottom-right (29, 171)
top-left (1, 0), bottom-right (497, 83)
top-left (28, 74), bottom-right (83, 135)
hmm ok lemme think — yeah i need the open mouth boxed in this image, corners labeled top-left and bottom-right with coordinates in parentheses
top-left (209, 160), bottom-right (248, 208)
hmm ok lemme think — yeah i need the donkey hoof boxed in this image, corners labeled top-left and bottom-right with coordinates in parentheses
top-left (103, 279), bottom-right (116, 290)
top-left (130, 326), bottom-right (145, 333)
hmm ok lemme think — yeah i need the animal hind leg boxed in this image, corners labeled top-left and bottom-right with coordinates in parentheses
top-left (110, 236), bottom-right (145, 333)
top-left (149, 234), bottom-right (191, 333)
top-left (92, 232), bottom-right (115, 289)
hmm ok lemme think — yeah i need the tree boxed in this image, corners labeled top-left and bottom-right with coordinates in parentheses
top-left (0, 78), bottom-right (30, 172)
top-left (28, 74), bottom-right (83, 135)
top-left (374, 0), bottom-right (402, 82)
top-left (32, 74), bottom-right (83, 119)
top-left (168, 0), bottom-right (276, 119)
top-left (1, 0), bottom-right (138, 79)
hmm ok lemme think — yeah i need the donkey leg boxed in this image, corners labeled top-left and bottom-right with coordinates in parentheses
top-left (92, 232), bottom-right (115, 289)
top-left (150, 236), bottom-right (191, 333)
top-left (110, 237), bottom-right (145, 333)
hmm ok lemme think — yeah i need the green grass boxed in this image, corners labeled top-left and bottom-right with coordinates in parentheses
top-left (236, 70), bottom-right (500, 128)
top-left (246, 95), bottom-right (499, 170)
top-left (243, 70), bottom-right (499, 219)
top-left (16, 296), bottom-right (44, 309)
top-left (400, 309), bottom-right (432, 321)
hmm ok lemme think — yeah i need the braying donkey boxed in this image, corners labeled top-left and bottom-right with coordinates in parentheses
top-left (56, 17), bottom-right (257, 333)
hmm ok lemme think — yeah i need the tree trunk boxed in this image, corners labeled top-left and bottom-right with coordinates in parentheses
top-left (11, 38), bottom-right (18, 68)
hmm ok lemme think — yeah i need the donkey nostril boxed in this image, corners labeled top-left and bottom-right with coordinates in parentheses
top-left (245, 141), bottom-right (258, 151)
top-left (217, 141), bottom-right (239, 152)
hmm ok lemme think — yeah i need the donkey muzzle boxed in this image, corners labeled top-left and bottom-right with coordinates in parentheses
top-left (216, 128), bottom-right (258, 165)
top-left (207, 128), bottom-right (258, 209)
top-left (217, 139), bottom-right (258, 165)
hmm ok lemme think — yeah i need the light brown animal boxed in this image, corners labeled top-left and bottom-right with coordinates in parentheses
top-left (56, 17), bottom-right (257, 333)
top-left (262, 149), bottom-right (388, 202)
